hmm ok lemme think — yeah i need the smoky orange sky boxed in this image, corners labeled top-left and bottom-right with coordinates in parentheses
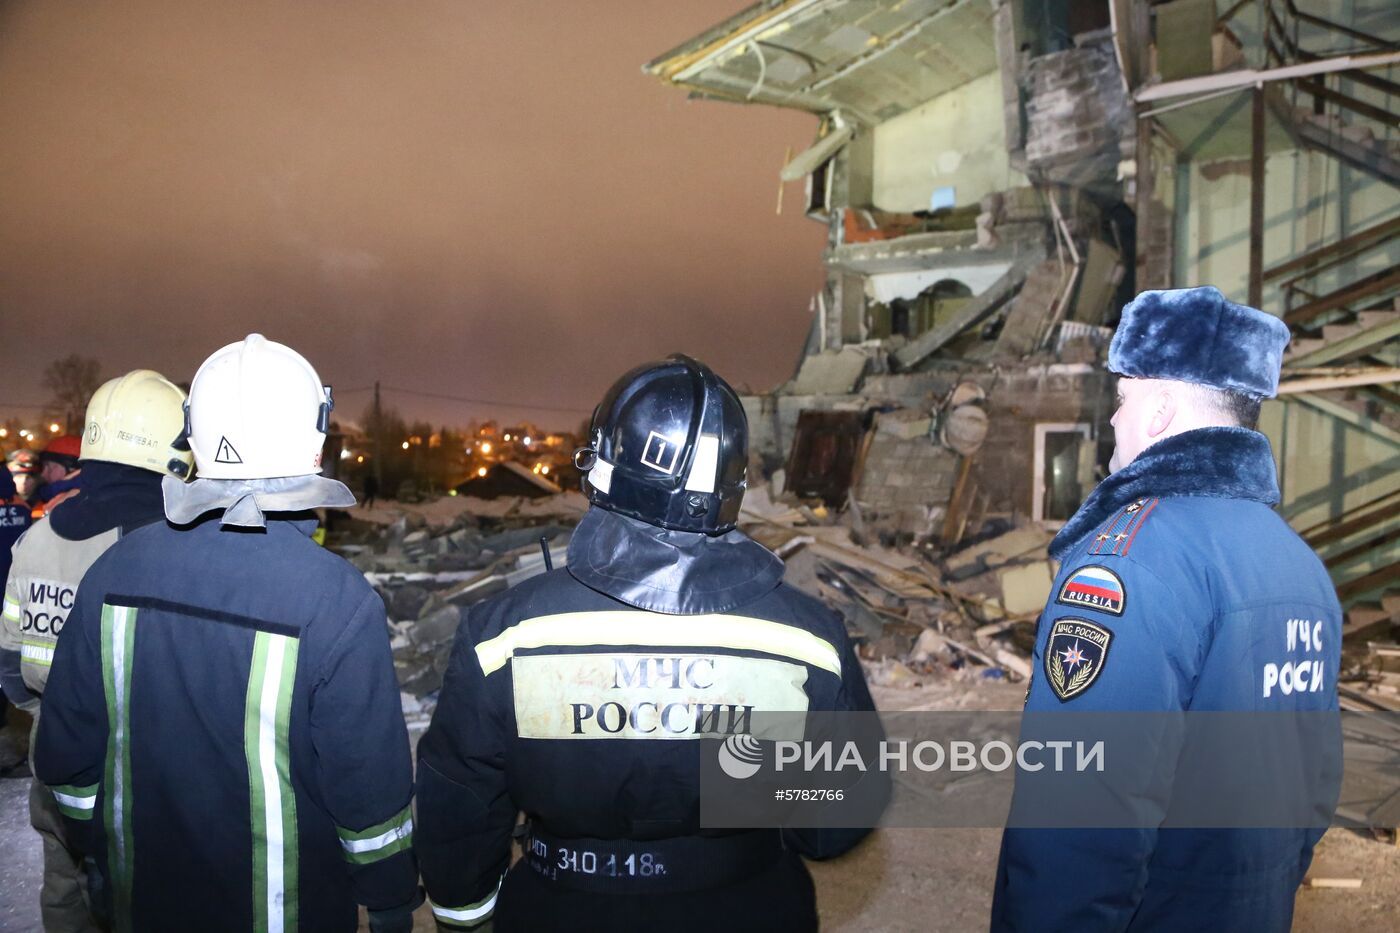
top-left (0, 0), bottom-right (825, 430)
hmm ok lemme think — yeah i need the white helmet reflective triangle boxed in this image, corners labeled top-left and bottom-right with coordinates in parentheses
top-left (185, 334), bottom-right (333, 480)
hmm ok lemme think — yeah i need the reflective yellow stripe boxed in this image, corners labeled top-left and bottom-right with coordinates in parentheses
top-left (474, 611), bottom-right (843, 677)
top-left (2, 597), bottom-right (19, 621)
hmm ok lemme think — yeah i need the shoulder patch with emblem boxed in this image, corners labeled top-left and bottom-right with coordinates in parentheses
top-left (1056, 565), bottom-right (1125, 615)
top-left (1045, 618), bottom-right (1113, 702)
top-left (1088, 497), bottom-right (1159, 558)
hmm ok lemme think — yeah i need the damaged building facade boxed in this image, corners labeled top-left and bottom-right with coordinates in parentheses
top-left (646, 0), bottom-right (1399, 632)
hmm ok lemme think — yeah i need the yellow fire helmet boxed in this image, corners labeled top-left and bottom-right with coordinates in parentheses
top-left (82, 369), bottom-right (194, 479)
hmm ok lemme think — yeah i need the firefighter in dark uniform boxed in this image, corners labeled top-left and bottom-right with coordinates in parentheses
top-left (991, 287), bottom-right (1343, 932)
top-left (35, 335), bottom-right (420, 933)
top-left (416, 355), bottom-right (882, 932)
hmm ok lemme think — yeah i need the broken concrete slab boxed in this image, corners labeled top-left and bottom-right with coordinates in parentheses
top-left (409, 604), bottom-right (462, 649)
top-left (994, 259), bottom-right (1068, 359)
top-left (788, 347), bottom-right (871, 395)
top-left (876, 408), bottom-right (932, 440)
top-left (945, 525), bottom-right (1052, 573)
top-left (892, 255), bottom-right (1043, 369)
top-left (998, 561), bottom-right (1054, 616)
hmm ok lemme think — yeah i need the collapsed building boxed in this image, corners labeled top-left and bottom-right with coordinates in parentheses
top-left (644, 0), bottom-right (1400, 651)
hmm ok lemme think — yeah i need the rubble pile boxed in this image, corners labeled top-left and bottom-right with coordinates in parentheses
top-left (325, 493), bottom-right (586, 730)
top-left (738, 487), bottom-right (1052, 692)
top-left (1339, 597), bottom-right (1400, 713)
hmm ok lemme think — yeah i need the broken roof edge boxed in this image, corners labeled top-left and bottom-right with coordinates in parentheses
top-left (644, 0), bottom-right (1002, 126)
top-left (643, 0), bottom-right (813, 82)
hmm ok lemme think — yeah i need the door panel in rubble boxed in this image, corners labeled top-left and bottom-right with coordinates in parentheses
top-left (783, 410), bottom-right (870, 507)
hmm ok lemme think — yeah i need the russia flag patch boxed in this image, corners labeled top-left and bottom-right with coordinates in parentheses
top-left (1056, 565), bottom-right (1125, 615)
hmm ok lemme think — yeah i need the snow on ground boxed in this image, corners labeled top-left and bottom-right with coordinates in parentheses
top-left (344, 491), bottom-right (588, 529)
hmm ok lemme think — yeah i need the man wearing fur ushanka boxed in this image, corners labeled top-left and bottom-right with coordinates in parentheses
top-left (991, 286), bottom-right (1342, 932)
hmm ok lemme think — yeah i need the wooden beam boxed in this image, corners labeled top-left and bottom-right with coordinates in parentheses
top-left (1286, 318), bottom-right (1400, 369)
top-left (1283, 266), bottom-right (1400, 326)
top-left (1297, 486), bottom-right (1400, 538)
top-left (1337, 561), bottom-right (1400, 602)
top-left (1289, 392), bottom-right (1400, 448)
top-left (1308, 499), bottom-right (1400, 548)
top-left (1278, 368), bottom-right (1400, 393)
top-left (1296, 78), bottom-right (1400, 131)
top-left (1263, 215), bottom-right (1400, 283)
top-left (1325, 527), bottom-right (1400, 569)
top-left (1134, 49), bottom-right (1400, 103)
top-left (1284, 0), bottom-right (1399, 52)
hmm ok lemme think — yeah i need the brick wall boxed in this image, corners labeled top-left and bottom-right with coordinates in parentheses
top-left (977, 366), bottom-right (1115, 518)
top-left (1022, 34), bottom-right (1131, 191)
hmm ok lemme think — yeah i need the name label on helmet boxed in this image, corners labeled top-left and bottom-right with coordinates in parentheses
top-left (115, 430), bottom-right (158, 449)
top-left (512, 652), bottom-right (809, 740)
top-left (640, 431), bottom-right (682, 475)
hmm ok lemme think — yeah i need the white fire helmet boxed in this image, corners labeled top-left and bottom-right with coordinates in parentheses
top-left (82, 370), bottom-right (194, 478)
top-left (184, 334), bottom-right (333, 480)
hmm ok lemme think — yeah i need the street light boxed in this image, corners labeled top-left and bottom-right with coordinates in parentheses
top-left (480, 441), bottom-right (493, 455)
top-left (49, 423), bottom-right (61, 433)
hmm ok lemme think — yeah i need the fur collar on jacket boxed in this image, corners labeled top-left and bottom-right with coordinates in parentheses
top-left (1049, 427), bottom-right (1280, 561)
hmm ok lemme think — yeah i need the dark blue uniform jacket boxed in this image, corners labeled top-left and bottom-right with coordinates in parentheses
top-left (992, 428), bottom-right (1342, 932)
top-left (35, 510), bottom-right (417, 933)
top-left (416, 507), bottom-right (882, 933)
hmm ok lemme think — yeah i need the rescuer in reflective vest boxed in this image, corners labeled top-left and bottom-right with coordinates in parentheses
top-left (991, 287), bottom-right (1343, 932)
top-left (1, 369), bottom-right (190, 933)
top-left (34, 335), bottom-right (419, 933)
top-left (416, 355), bottom-right (883, 932)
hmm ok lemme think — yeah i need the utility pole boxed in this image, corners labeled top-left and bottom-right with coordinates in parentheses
top-left (373, 381), bottom-right (384, 489)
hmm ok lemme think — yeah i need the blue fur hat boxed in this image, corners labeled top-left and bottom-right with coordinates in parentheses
top-left (1108, 286), bottom-right (1290, 399)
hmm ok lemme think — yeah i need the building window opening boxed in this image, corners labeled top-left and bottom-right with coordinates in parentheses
top-left (1033, 422), bottom-right (1093, 524)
